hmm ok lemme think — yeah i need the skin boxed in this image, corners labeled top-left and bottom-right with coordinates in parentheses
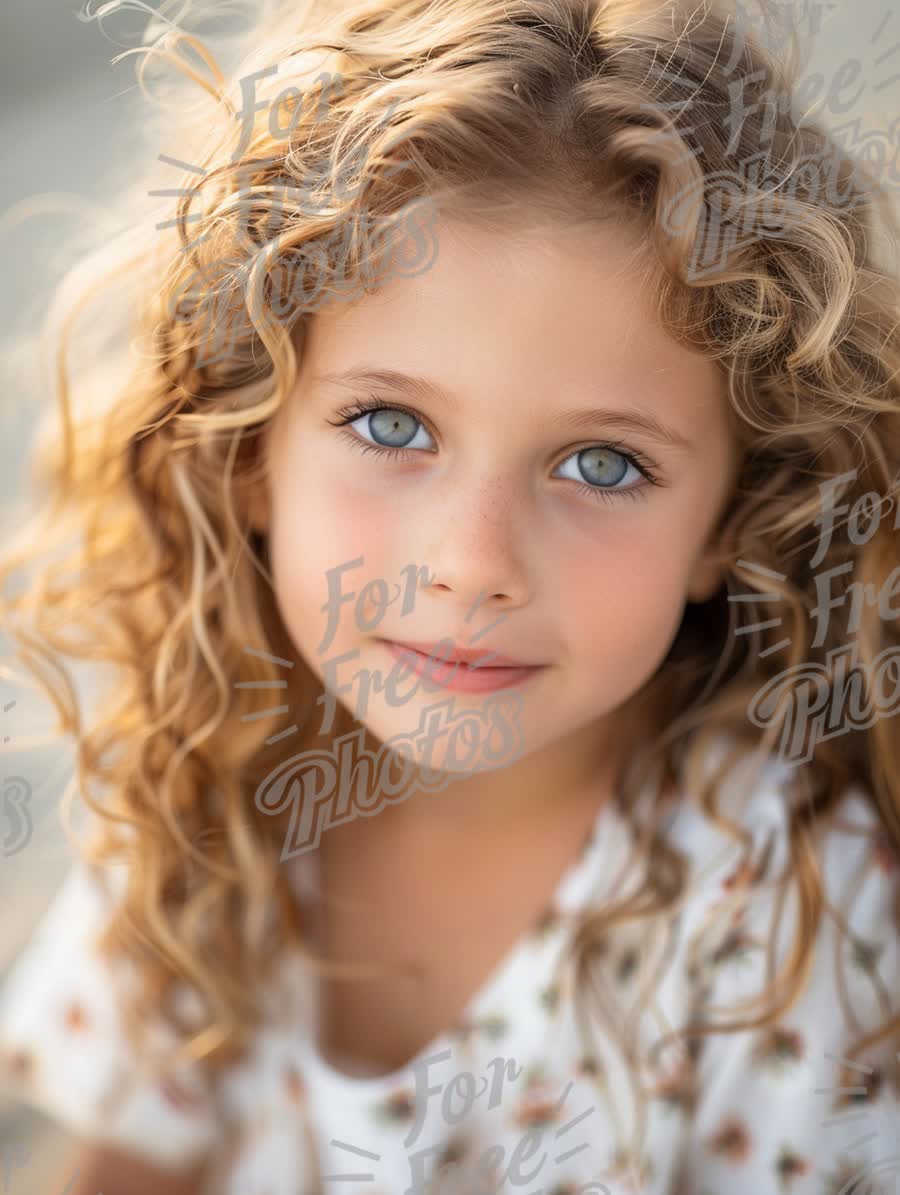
top-left (249, 207), bottom-right (740, 838)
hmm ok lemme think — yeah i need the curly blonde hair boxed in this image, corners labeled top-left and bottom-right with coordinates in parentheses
top-left (1, 0), bottom-right (899, 1174)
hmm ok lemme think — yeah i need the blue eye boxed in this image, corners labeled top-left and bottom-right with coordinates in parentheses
top-left (556, 446), bottom-right (644, 493)
top-left (348, 405), bottom-right (435, 452)
top-left (328, 398), bottom-right (661, 505)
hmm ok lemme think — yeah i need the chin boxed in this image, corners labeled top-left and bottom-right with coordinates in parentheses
top-left (357, 691), bottom-right (530, 782)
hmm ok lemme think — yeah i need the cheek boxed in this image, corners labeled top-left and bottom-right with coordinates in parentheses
top-left (268, 462), bottom-right (410, 672)
top-left (557, 521), bottom-right (690, 663)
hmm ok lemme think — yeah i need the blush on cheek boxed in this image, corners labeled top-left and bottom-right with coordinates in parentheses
top-left (271, 492), bottom-right (410, 673)
top-left (566, 546), bottom-right (684, 657)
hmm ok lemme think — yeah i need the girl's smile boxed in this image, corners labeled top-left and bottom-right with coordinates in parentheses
top-left (377, 636), bottom-right (548, 693)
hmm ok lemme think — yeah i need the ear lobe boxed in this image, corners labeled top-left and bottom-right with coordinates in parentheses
top-left (688, 486), bottom-right (737, 603)
top-left (687, 569), bottom-right (724, 604)
top-left (687, 548), bottom-right (728, 604)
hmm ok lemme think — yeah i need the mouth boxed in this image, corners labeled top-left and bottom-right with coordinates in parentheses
top-left (375, 637), bottom-right (547, 694)
top-left (374, 637), bottom-right (540, 669)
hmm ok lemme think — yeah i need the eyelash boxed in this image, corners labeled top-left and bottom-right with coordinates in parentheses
top-left (327, 396), bottom-right (663, 504)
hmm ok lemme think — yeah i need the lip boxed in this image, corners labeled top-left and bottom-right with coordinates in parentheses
top-left (378, 638), bottom-right (546, 694)
top-left (376, 638), bottom-right (536, 668)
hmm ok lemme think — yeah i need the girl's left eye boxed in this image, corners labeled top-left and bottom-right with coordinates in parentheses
top-left (327, 398), bottom-right (662, 504)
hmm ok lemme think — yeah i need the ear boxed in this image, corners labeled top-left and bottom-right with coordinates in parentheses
top-left (686, 519), bottom-right (733, 602)
top-left (686, 549), bottom-right (727, 603)
top-left (688, 455), bottom-right (739, 603)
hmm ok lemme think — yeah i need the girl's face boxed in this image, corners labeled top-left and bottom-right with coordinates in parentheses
top-left (254, 209), bottom-right (738, 778)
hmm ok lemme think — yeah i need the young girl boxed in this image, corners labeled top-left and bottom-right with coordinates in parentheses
top-left (0, 0), bottom-right (898, 1191)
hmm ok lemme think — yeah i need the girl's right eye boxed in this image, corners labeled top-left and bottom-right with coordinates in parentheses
top-left (328, 399), bottom-right (436, 459)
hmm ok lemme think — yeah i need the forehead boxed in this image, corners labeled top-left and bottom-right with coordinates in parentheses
top-left (291, 207), bottom-right (727, 430)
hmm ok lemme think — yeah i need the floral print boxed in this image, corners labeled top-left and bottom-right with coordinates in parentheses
top-left (0, 749), bottom-right (898, 1195)
top-left (751, 1025), bottom-right (806, 1074)
top-left (704, 1116), bottom-right (752, 1163)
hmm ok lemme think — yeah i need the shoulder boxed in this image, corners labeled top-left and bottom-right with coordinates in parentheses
top-left (658, 743), bottom-right (900, 1191)
top-left (0, 858), bottom-right (222, 1168)
top-left (0, 859), bottom-right (131, 1025)
top-left (661, 734), bottom-right (897, 906)
top-left (658, 736), bottom-right (900, 1036)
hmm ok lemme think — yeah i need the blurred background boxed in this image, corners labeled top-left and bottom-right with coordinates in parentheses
top-left (0, 6), bottom-right (135, 1190)
top-left (0, 0), bottom-right (898, 1190)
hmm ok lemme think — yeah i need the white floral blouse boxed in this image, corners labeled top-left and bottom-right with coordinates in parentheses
top-left (1, 745), bottom-right (899, 1195)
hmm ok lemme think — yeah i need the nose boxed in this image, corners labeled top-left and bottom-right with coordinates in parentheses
top-left (420, 478), bottom-right (532, 613)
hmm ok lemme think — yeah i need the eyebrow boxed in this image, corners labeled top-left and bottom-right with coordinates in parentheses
top-left (312, 366), bottom-right (694, 452)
